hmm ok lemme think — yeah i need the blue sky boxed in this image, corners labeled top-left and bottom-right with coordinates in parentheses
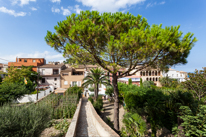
top-left (0, 0), bottom-right (205, 72)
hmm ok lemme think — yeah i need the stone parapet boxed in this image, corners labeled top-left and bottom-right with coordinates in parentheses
top-left (65, 98), bottom-right (82, 137)
top-left (88, 101), bottom-right (120, 137)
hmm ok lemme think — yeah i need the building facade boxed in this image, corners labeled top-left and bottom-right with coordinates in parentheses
top-left (8, 57), bottom-right (45, 72)
top-left (60, 66), bottom-right (85, 89)
top-left (38, 62), bottom-right (66, 89)
top-left (0, 63), bottom-right (8, 73)
top-left (162, 68), bottom-right (187, 82)
top-left (130, 66), bottom-right (162, 86)
top-left (118, 75), bottom-right (141, 86)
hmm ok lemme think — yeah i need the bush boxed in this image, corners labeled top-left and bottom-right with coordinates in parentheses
top-left (93, 96), bottom-right (103, 114)
top-left (121, 112), bottom-right (147, 137)
top-left (0, 82), bottom-right (29, 105)
top-left (88, 97), bottom-right (94, 104)
top-left (142, 81), bottom-right (154, 88)
top-left (0, 103), bottom-right (52, 137)
top-left (66, 86), bottom-right (82, 99)
top-left (30, 90), bottom-right (40, 94)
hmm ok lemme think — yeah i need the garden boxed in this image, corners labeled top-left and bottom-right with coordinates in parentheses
top-left (0, 86), bottom-right (82, 137)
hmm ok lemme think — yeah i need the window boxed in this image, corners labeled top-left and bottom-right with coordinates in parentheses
top-left (54, 78), bottom-right (57, 81)
top-left (62, 73), bottom-right (68, 76)
top-left (72, 71), bottom-right (83, 75)
top-left (64, 81), bottom-right (68, 85)
top-left (24, 59), bottom-right (27, 62)
top-left (53, 69), bottom-right (59, 75)
top-left (180, 74), bottom-right (182, 77)
top-left (55, 83), bottom-right (57, 85)
top-left (177, 74), bottom-right (178, 77)
top-left (19, 59), bottom-right (22, 61)
top-left (33, 60), bottom-right (36, 62)
top-left (172, 74), bottom-right (174, 77)
top-left (72, 81), bottom-right (77, 86)
top-left (42, 78), bottom-right (45, 83)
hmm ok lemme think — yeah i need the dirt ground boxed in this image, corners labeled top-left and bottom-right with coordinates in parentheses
top-left (101, 100), bottom-right (125, 130)
top-left (40, 119), bottom-right (72, 137)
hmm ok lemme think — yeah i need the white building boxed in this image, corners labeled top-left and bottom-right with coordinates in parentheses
top-left (162, 68), bottom-right (187, 82)
top-left (38, 62), bottom-right (66, 89)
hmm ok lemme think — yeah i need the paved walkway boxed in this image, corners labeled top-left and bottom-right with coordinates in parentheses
top-left (76, 98), bottom-right (100, 137)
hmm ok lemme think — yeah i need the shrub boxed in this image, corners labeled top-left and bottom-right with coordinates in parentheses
top-left (176, 105), bottom-right (206, 137)
top-left (93, 96), bottom-right (103, 114)
top-left (0, 103), bottom-right (52, 137)
top-left (66, 85), bottom-right (83, 99)
top-left (121, 113), bottom-right (147, 137)
top-left (88, 96), bottom-right (94, 104)
top-left (142, 81), bottom-right (154, 88)
top-left (0, 82), bottom-right (29, 105)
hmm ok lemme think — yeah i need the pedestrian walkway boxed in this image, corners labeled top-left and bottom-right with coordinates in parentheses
top-left (76, 98), bottom-right (100, 137)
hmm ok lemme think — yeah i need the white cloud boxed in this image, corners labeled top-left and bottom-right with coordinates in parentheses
top-left (11, 0), bottom-right (36, 6)
top-left (146, 1), bottom-right (165, 8)
top-left (31, 7), bottom-right (37, 11)
top-left (74, 5), bottom-right (82, 14)
top-left (61, 7), bottom-right (71, 16)
top-left (76, 0), bottom-right (145, 12)
top-left (51, 0), bottom-right (61, 3)
top-left (0, 51), bottom-right (65, 63)
top-left (52, 7), bottom-right (60, 13)
top-left (0, 6), bottom-right (26, 17)
top-left (159, 1), bottom-right (165, 5)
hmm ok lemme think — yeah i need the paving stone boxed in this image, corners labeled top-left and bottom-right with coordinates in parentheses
top-left (76, 98), bottom-right (100, 137)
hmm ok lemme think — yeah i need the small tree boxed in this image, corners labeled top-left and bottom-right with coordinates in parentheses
top-left (82, 68), bottom-right (111, 100)
top-left (45, 11), bottom-right (197, 131)
top-left (140, 78), bottom-right (143, 87)
top-left (143, 81), bottom-right (154, 88)
top-left (0, 82), bottom-right (29, 104)
top-left (0, 75), bottom-right (2, 84)
top-left (128, 78), bottom-right (132, 85)
top-left (183, 68), bottom-right (206, 101)
top-left (105, 86), bottom-right (114, 97)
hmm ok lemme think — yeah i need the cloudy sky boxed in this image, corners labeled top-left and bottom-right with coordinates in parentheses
top-left (0, 0), bottom-right (205, 72)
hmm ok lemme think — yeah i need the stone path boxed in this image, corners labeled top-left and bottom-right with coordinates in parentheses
top-left (76, 98), bottom-right (100, 137)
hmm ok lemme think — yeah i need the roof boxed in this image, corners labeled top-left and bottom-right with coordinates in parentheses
top-left (169, 68), bottom-right (176, 71)
top-left (61, 68), bottom-right (73, 72)
top-left (41, 74), bottom-right (60, 77)
top-left (180, 71), bottom-right (187, 73)
top-left (18, 58), bottom-right (45, 59)
top-left (125, 75), bottom-right (141, 78)
top-left (39, 64), bottom-right (64, 68)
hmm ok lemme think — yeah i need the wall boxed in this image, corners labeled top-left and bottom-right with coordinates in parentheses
top-left (61, 70), bottom-right (84, 88)
top-left (39, 77), bottom-right (61, 88)
top-left (162, 70), bottom-right (187, 82)
top-left (17, 87), bottom-right (54, 103)
top-left (39, 68), bottom-right (53, 75)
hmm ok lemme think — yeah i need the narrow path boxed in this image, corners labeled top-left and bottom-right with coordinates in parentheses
top-left (76, 97), bottom-right (100, 137)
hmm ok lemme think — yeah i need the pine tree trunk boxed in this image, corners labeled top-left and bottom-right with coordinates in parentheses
top-left (112, 73), bottom-right (119, 131)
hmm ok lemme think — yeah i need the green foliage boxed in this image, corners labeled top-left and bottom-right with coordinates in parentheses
top-left (30, 90), bottom-right (40, 94)
top-left (128, 78), bottom-right (132, 85)
top-left (121, 113), bottom-right (147, 137)
top-left (88, 87), bottom-right (94, 92)
top-left (0, 82), bottom-right (29, 105)
top-left (93, 96), bottom-right (103, 114)
top-left (177, 105), bottom-right (206, 137)
top-left (54, 119), bottom-right (70, 136)
top-left (140, 78), bottom-right (143, 87)
top-left (142, 81), bottom-right (154, 88)
top-left (159, 76), bottom-right (178, 88)
top-left (0, 103), bottom-right (52, 137)
top-left (105, 86), bottom-right (114, 97)
top-left (121, 82), bottom-right (197, 136)
top-left (0, 75), bottom-right (2, 83)
top-left (66, 85), bottom-right (82, 99)
top-left (88, 96), bottom-right (94, 104)
top-left (183, 68), bottom-right (206, 101)
top-left (82, 68), bottom-right (111, 100)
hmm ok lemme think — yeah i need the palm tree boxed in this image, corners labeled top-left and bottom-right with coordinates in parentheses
top-left (82, 68), bottom-right (111, 101)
